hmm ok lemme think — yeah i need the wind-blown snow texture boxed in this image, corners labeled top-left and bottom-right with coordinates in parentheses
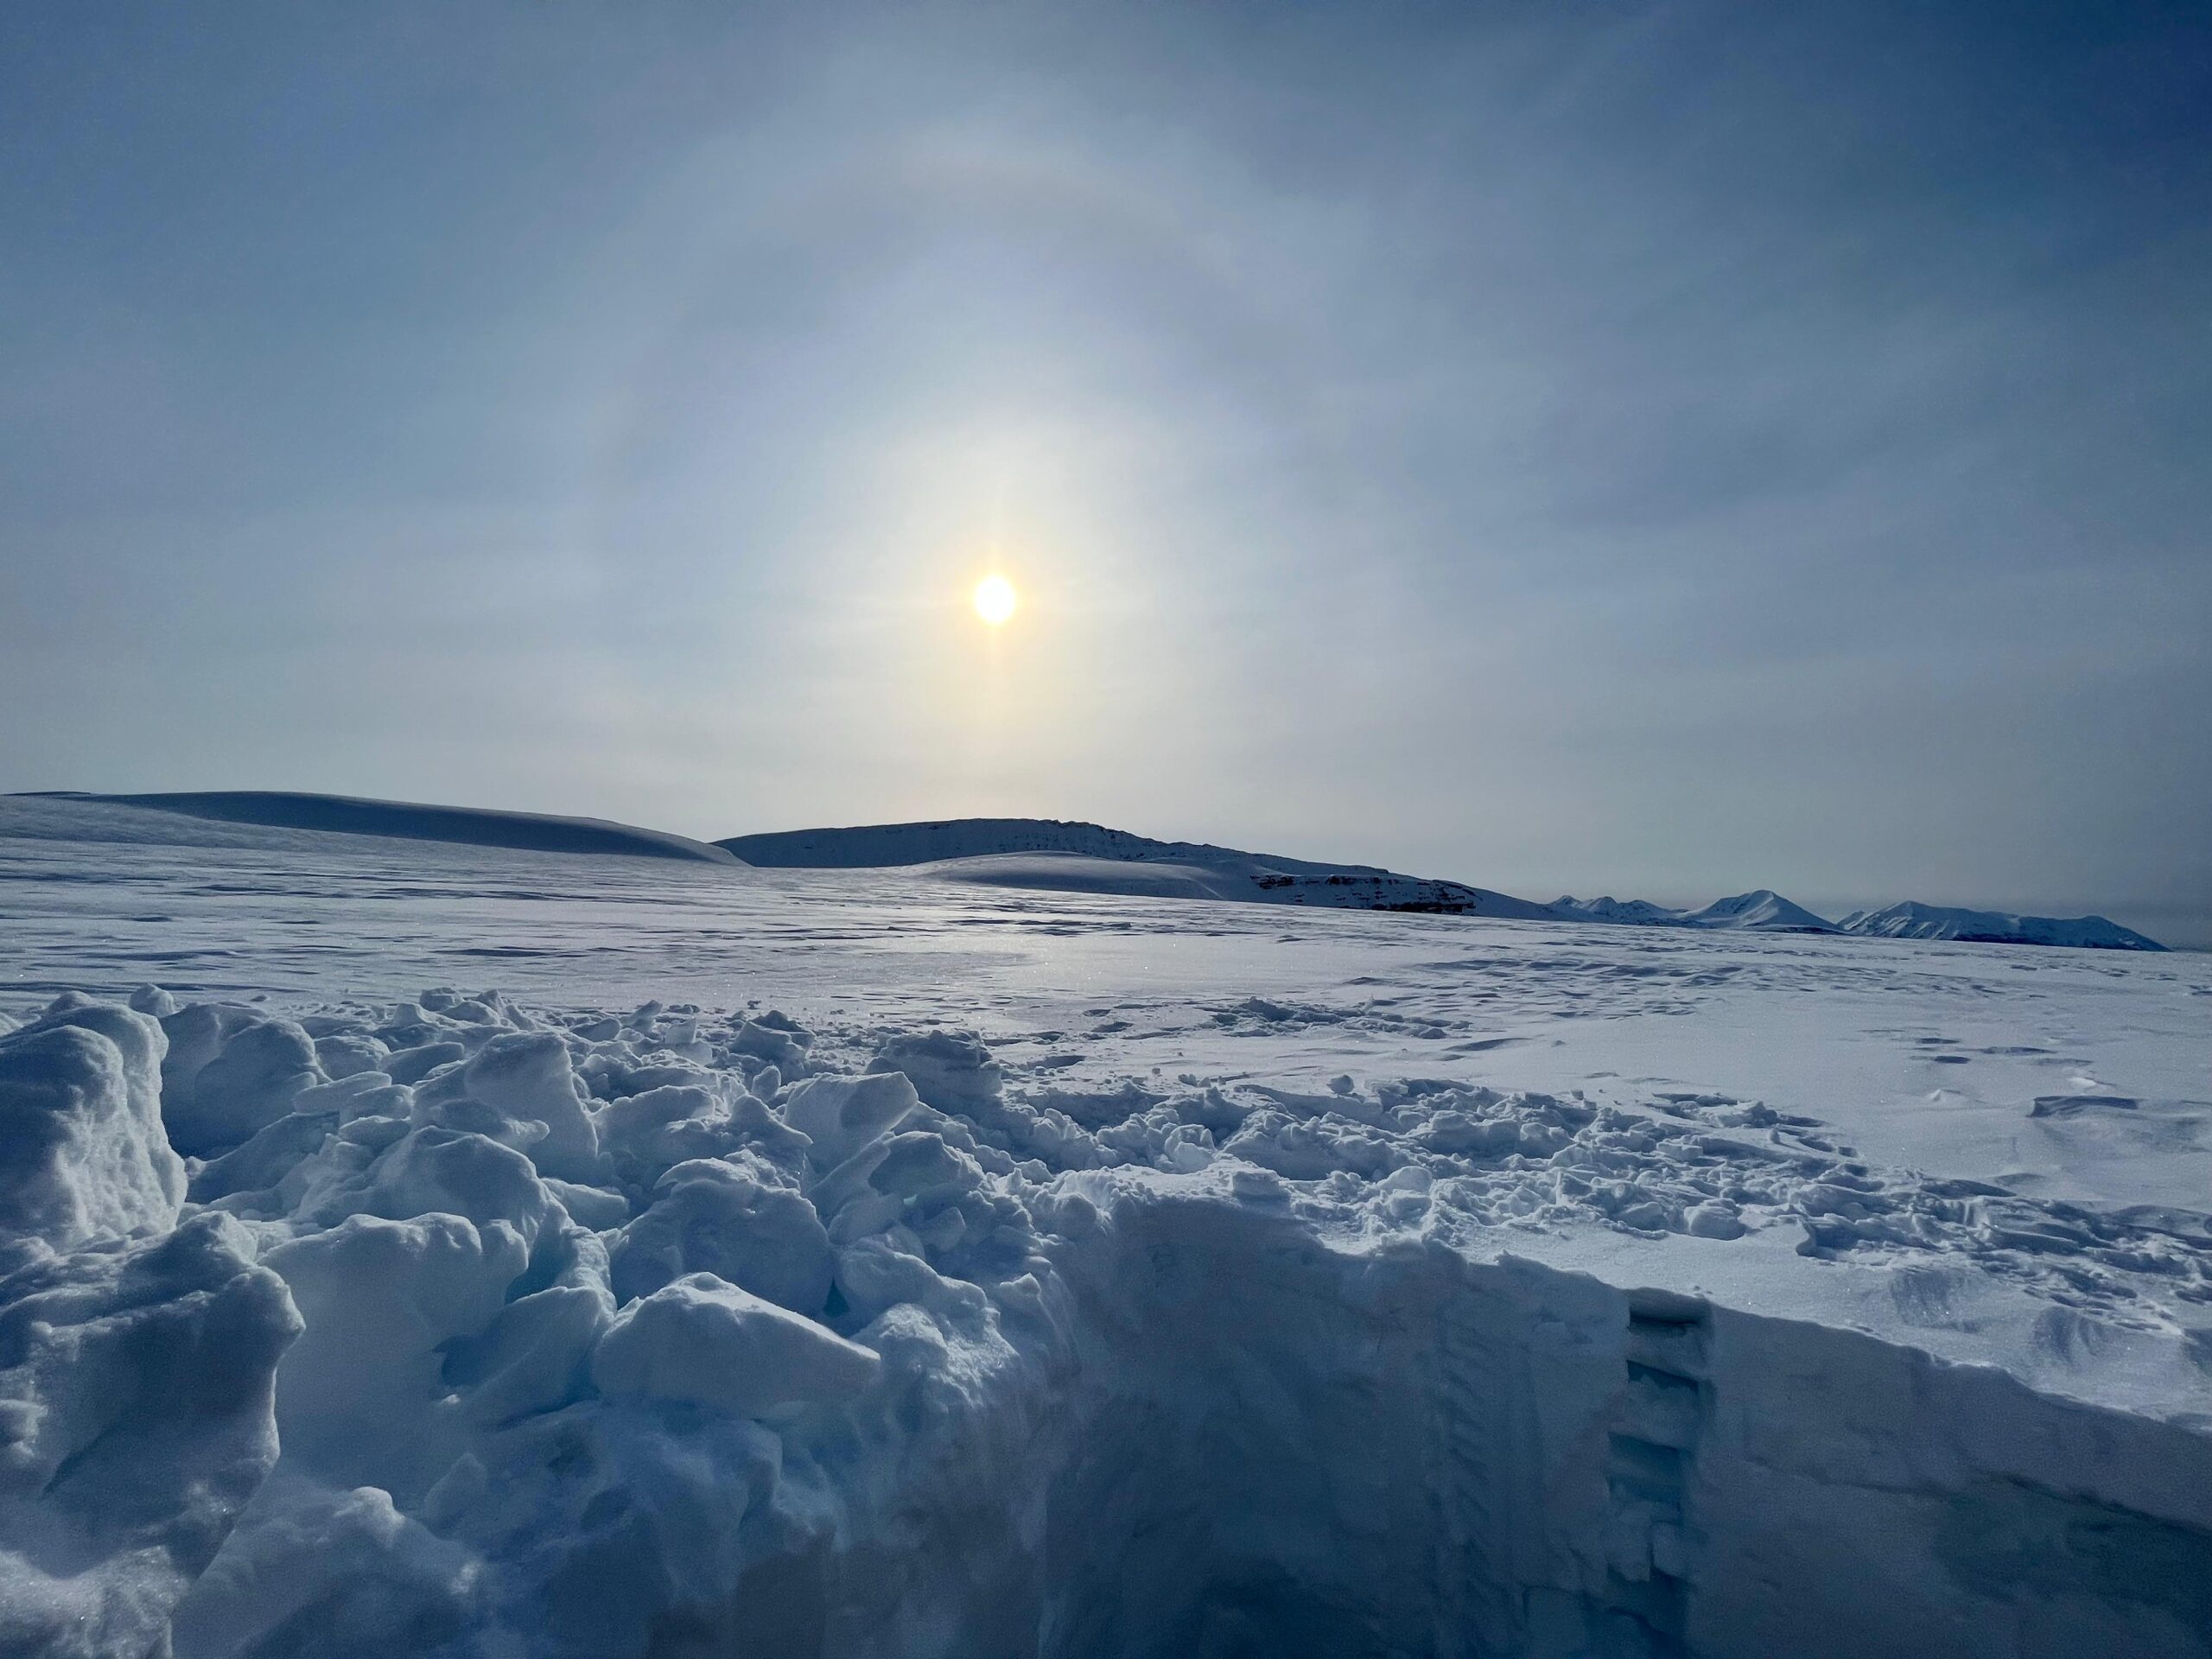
top-left (2, 798), bottom-right (2208, 1656)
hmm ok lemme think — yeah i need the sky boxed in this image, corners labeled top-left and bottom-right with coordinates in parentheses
top-left (3, 3), bottom-right (2209, 942)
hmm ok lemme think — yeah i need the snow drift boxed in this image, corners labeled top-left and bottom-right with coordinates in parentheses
top-left (3, 982), bottom-right (2207, 1656)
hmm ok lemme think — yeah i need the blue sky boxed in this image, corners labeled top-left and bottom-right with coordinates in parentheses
top-left (3, 3), bottom-right (2208, 939)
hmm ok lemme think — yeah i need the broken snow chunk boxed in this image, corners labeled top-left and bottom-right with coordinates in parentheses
top-left (783, 1071), bottom-right (920, 1169)
top-left (293, 1126), bottom-right (555, 1256)
top-left (264, 1211), bottom-right (528, 1496)
top-left (383, 1040), bottom-right (467, 1085)
top-left (858, 1300), bottom-right (951, 1381)
top-left (412, 1031), bottom-right (599, 1182)
top-left (1158, 1128), bottom-right (1214, 1173)
top-left (129, 984), bottom-right (178, 1018)
top-left (443, 1280), bottom-right (613, 1427)
top-left (1230, 1165), bottom-right (1291, 1204)
top-left (0, 1211), bottom-right (296, 1657)
top-left (314, 1032), bottom-right (390, 1079)
top-left (733, 1018), bottom-right (810, 1070)
top-left (866, 1132), bottom-right (985, 1206)
top-left (832, 1236), bottom-right (992, 1327)
top-left (609, 1158), bottom-right (833, 1314)
top-left (188, 1109), bottom-right (341, 1205)
top-left (866, 1030), bottom-right (1001, 1113)
top-left (594, 1081), bottom-right (807, 1188)
top-left (169, 1476), bottom-right (483, 1659)
top-left (162, 1012), bottom-right (323, 1156)
top-left (543, 1177), bottom-right (632, 1230)
top-left (590, 1274), bottom-right (880, 1418)
top-left (1683, 1200), bottom-right (1747, 1240)
top-left (0, 1002), bottom-right (184, 1258)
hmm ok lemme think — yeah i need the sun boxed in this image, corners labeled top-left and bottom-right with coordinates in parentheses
top-left (972, 574), bottom-right (1017, 626)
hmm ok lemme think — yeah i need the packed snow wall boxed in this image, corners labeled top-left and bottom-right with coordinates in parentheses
top-left (2, 988), bottom-right (2208, 1658)
top-left (1036, 1187), bottom-right (2212, 1657)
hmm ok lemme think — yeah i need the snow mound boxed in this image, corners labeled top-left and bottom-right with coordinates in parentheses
top-left (724, 819), bottom-right (1556, 916)
top-left (1840, 899), bottom-right (2166, 950)
top-left (4, 982), bottom-right (2209, 1656)
top-left (22, 792), bottom-right (740, 864)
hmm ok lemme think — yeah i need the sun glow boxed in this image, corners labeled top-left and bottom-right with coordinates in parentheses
top-left (972, 574), bottom-right (1018, 626)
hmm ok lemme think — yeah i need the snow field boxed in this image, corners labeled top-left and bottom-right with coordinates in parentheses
top-left (3, 983), bottom-right (2209, 1656)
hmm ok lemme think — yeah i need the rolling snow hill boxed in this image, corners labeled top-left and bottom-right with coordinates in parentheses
top-left (734, 820), bottom-right (2169, 947)
top-left (23, 791), bottom-right (741, 864)
top-left (720, 818), bottom-right (1557, 917)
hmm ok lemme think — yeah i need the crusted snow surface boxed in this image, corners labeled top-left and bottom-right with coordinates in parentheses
top-left (0, 979), bottom-right (2207, 1656)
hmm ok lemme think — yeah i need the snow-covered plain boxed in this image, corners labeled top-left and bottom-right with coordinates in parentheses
top-left (3, 796), bottom-right (2209, 1657)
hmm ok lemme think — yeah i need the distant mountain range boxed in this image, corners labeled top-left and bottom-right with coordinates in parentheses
top-left (10, 795), bottom-right (2164, 950)
top-left (729, 818), bottom-right (2166, 950)
top-left (1550, 887), bottom-right (2162, 950)
top-left (1834, 900), bottom-right (2163, 950)
top-left (1551, 889), bottom-right (1838, 933)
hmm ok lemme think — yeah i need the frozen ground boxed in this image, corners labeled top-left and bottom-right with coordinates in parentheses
top-left (3, 797), bottom-right (2209, 1656)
